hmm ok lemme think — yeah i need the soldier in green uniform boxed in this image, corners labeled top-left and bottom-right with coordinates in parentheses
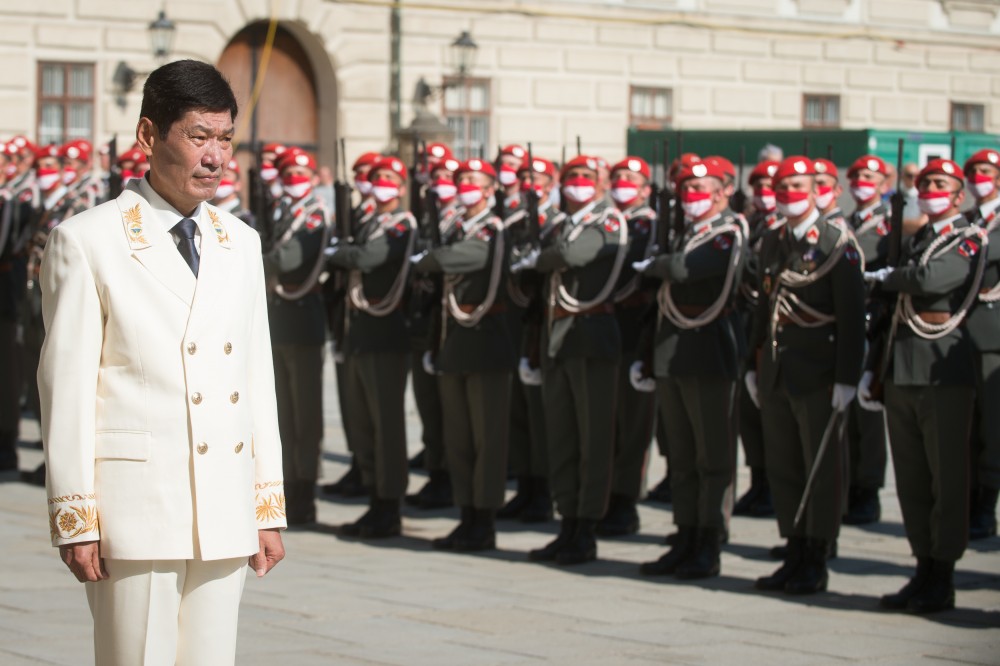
top-left (413, 158), bottom-right (515, 550)
top-left (635, 158), bottom-right (746, 578)
top-left (211, 158), bottom-right (256, 228)
top-left (500, 156), bottom-right (562, 523)
top-left (734, 160), bottom-right (781, 518)
top-left (599, 157), bottom-right (657, 537)
top-left (262, 148), bottom-right (331, 524)
top-left (327, 156), bottom-right (415, 538)
top-left (963, 148), bottom-right (1000, 540)
top-left (842, 155), bottom-right (893, 525)
top-left (518, 155), bottom-right (628, 565)
top-left (496, 144), bottom-right (526, 220)
top-left (749, 156), bottom-right (866, 595)
top-left (861, 158), bottom-right (987, 613)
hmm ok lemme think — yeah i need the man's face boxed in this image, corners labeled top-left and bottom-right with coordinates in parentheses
top-left (854, 168), bottom-right (887, 192)
top-left (918, 175), bottom-right (964, 216)
top-left (519, 171), bottom-right (553, 201)
top-left (775, 174), bottom-right (815, 195)
top-left (900, 165), bottom-right (919, 191)
top-left (815, 173), bottom-right (838, 192)
top-left (138, 109), bottom-right (234, 214)
top-left (611, 169), bottom-right (646, 188)
top-left (499, 155), bottom-right (521, 171)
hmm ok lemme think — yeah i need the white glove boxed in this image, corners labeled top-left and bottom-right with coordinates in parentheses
top-left (863, 267), bottom-right (894, 283)
top-left (631, 257), bottom-right (655, 273)
top-left (744, 370), bottom-right (760, 408)
top-left (831, 383), bottom-right (857, 412)
top-left (422, 351), bottom-right (439, 376)
top-left (518, 357), bottom-right (542, 386)
top-left (629, 361), bottom-right (656, 393)
top-left (511, 248), bottom-right (540, 274)
top-left (857, 370), bottom-right (883, 412)
top-left (410, 249), bottom-right (429, 264)
top-left (324, 243), bottom-right (340, 257)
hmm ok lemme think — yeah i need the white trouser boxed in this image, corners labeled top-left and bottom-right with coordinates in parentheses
top-left (85, 557), bottom-right (248, 666)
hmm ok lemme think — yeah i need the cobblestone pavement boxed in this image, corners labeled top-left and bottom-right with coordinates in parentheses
top-left (2, 356), bottom-right (998, 665)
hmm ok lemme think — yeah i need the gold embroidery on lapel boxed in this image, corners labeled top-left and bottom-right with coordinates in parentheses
top-left (123, 203), bottom-right (147, 244)
top-left (208, 209), bottom-right (230, 245)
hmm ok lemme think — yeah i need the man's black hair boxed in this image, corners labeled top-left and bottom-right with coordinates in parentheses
top-left (140, 59), bottom-right (238, 139)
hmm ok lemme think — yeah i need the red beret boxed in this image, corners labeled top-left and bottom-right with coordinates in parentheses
top-left (34, 144), bottom-right (59, 161)
top-left (749, 160), bottom-right (780, 184)
top-left (676, 159), bottom-right (725, 185)
top-left (369, 156), bottom-right (409, 182)
top-left (118, 148), bottom-right (147, 165)
top-left (430, 158), bottom-right (461, 174)
top-left (501, 144), bottom-right (526, 160)
top-left (426, 142), bottom-right (452, 161)
top-left (704, 155), bottom-right (736, 179)
top-left (262, 143), bottom-right (287, 156)
top-left (773, 156), bottom-right (817, 183)
top-left (847, 155), bottom-right (888, 179)
top-left (455, 158), bottom-right (497, 180)
top-left (59, 140), bottom-right (92, 162)
top-left (225, 158), bottom-right (240, 174)
top-left (964, 149), bottom-right (1000, 176)
top-left (277, 148), bottom-right (317, 173)
top-left (518, 157), bottom-right (557, 180)
top-left (610, 157), bottom-right (651, 180)
top-left (560, 155), bottom-right (600, 179)
top-left (917, 158), bottom-right (964, 188)
top-left (813, 158), bottom-right (838, 180)
top-left (8, 135), bottom-right (35, 156)
top-left (352, 151), bottom-right (382, 171)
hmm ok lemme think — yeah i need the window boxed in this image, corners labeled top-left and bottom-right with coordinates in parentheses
top-left (443, 77), bottom-right (490, 160)
top-left (803, 94), bottom-right (840, 129)
top-left (630, 86), bottom-right (672, 130)
top-left (951, 102), bottom-right (985, 132)
top-left (37, 62), bottom-right (95, 146)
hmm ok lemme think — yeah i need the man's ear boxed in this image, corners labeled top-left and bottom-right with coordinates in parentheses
top-left (135, 118), bottom-right (156, 159)
top-left (954, 189), bottom-right (966, 208)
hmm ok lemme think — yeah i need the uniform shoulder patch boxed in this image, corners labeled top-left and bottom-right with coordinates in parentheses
top-left (387, 221), bottom-right (409, 238)
top-left (876, 218), bottom-right (890, 237)
top-left (306, 211), bottom-right (324, 231)
top-left (958, 238), bottom-right (980, 259)
top-left (604, 217), bottom-right (620, 233)
top-left (806, 226), bottom-right (820, 245)
top-left (713, 234), bottom-right (732, 251)
top-left (844, 246), bottom-right (860, 265)
top-left (476, 225), bottom-right (496, 241)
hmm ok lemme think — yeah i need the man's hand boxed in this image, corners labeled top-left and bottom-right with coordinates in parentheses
top-left (631, 257), bottom-right (655, 273)
top-left (249, 528), bottom-right (284, 578)
top-left (59, 541), bottom-right (108, 583)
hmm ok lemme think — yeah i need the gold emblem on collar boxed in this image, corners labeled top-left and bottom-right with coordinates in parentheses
top-left (208, 209), bottom-right (231, 246)
top-left (123, 203), bottom-right (148, 244)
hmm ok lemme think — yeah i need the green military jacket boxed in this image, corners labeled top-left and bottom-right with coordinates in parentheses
top-left (327, 207), bottom-right (415, 355)
top-left (263, 192), bottom-right (331, 346)
top-left (416, 207), bottom-right (515, 374)
top-left (612, 203), bottom-right (657, 354)
top-left (535, 199), bottom-right (627, 361)
top-left (964, 198), bottom-right (1000, 352)
top-left (647, 210), bottom-right (746, 380)
top-left (878, 214), bottom-right (984, 386)
top-left (752, 210), bottom-right (866, 395)
top-left (849, 201), bottom-right (890, 271)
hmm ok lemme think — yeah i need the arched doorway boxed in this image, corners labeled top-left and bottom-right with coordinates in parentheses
top-left (217, 21), bottom-right (338, 171)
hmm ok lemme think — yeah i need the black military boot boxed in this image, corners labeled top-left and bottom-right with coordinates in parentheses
top-left (321, 460), bottom-right (367, 497)
top-left (770, 537), bottom-right (837, 561)
top-left (784, 538), bottom-right (829, 595)
top-left (597, 493), bottom-right (640, 537)
top-left (359, 498), bottom-right (402, 538)
top-left (454, 509), bottom-right (497, 552)
top-left (497, 476), bottom-right (532, 520)
top-left (408, 448), bottom-right (426, 470)
top-left (556, 518), bottom-right (598, 565)
top-left (640, 526), bottom-right (696, 576)
top-left (528, 518), bottom-right (577, 562)
top-left (969, 486), bottom-right (998, 540)
top-left (907, 559), bottom-right (956, 614)
top-left (0, 429), bottom-right (18, 472)
top-left (756, 536), bottom-right (804, 591)
top-left (432, 506), bottom-right (475, 550)
top-left (405, 469), bottom-right (454, 509)
top-left (880, 557), bottom-right (932, 611)
top-left (733, 467), bottom-right (774, 517)
top-left (675, 527), bottom-right (722, 580)
top-left (645, 471), bottom-right (672, 504)
top-left (843, 485), bottom-right (881, 525)
top-left (520, 477), bottom-right (554, 523)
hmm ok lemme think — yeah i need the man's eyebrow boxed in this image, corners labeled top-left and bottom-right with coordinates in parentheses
top-left (189, 125), bottom-right (235, 135)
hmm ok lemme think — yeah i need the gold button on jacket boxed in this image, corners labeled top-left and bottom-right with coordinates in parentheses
top-left (230, 391), bottom-right (239, 404)
top-left (187, 342), bottom-right (197, 355)
top-left (235, 442), bottom-right (244, 454)
top-left (196, 443), bottom-right (208, 455)
top-left (191, 392), bottom-right (203, 405)
top-left (224, 342), bottom-right (232, 354)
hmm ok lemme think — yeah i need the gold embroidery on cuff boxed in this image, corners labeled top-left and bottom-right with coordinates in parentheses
top-left (255, 480), bottom-right (282, 490)
top-left (255, 492), bottom-right (286, 522)
top-left (48, 493), bottom-right (96, 505)
top-left (49, 505), bottom-right (99, 540)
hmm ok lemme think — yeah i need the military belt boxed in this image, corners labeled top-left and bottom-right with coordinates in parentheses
top-left (553, 303), bottom-right (614, 320)
top-left (915, 311), bottom-right (951, 325)
top-left (675, 303), bottom-right (732, 318)
top-left (455, 303), bottom-right (507, 315)
top-left (616, 291), bottom-right (653, 310)
top-left (776, 311), bottom-right (826, 326)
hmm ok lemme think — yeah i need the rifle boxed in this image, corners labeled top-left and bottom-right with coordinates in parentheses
top-left (107, 135), bottom-right (122, 200)
top-left (525, 143), bottom-right (540, 246)
top-left (672, 132), bottom-right (686, 245)
top-left (492, 144), bottom-right (505, 220)
top-left (522, 142), bottom-right (544, 370)
top-left (576, 135), bottom-right (582, 156)
top-left (409, 136), bottom-right (426, 223)
top-left (730, 145), bottom-right (747, 215)
top-left (657, 138), bottom-right (672, 252)
top-left (887, 138), bottom-right (905, 267)
top-left (649, 143), bottom-right (660, 219)
top-left (333, 137), bottom-right (353, 242)
top-left (871, 138), bottom-right (906, 400)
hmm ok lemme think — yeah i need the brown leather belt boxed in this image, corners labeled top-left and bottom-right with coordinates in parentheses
top-left (455, 303), bottom-right (507, 315)
top-left (916, 311), bottom-right (951, 325)
top-left (553, 303), bottom-right (615, 321)
top-left (776, 311), bottom-right (826, 326)
top-left (616, 291), bottom-right (653, 310)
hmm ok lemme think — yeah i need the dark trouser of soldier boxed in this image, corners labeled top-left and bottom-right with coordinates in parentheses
top-left (273, 343), bottom-right (325, 525)
top-left (756, 385), bottom-right (842, 595)
top-left (0, 318), bottom-right (20, 471)
top-left (405, 350), bottom-right (452, 509)
top-left (321, 357), bottom-right (368, 497)
top-left (640, 375), bottom-right (734, 579)
top-left (843, 396), bottom-right (887, 525)
top-left (432, 371), bottom-right (511, 552)
top-left (880, 383), bottom-right (973, 614)
top-left (499, 375), bottom-right (552, 522)
top-left (969, 350), bottom-right (1000, 540)
top-left (644, 405), bottom-right (672, 504)
top-left (338, 352), bottom-right (409, 539)
top-left (600, 356), bottom-right (656, 538)
top-left (530, 357), bottom-right (618, 566)
top-left (734, 376), bottom-right (774, 517)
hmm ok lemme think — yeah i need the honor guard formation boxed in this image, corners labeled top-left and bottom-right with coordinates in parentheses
top-left (4, 131), bottom-right (999, 615)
